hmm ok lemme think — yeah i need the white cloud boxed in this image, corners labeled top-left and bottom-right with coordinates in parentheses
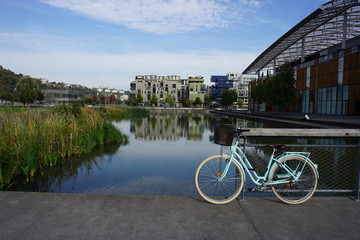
top-left (238, 0), bottom-right (265, 8)
top-left (40, 0), bottom-right (264, 34)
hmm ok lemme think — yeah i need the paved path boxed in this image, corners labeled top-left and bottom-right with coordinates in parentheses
top-left (212, 110), bottom-right (360, 129)
top-left (1, 192), bottom-right (359, 240)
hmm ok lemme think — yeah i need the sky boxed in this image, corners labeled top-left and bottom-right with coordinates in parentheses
top-left (0, 0), bottom-right (327, 90)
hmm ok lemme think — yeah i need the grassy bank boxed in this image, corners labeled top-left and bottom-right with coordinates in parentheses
top-left (99, 106), bottom-right (150, 120)
top-left (0, 106), bottom-right (145, 188)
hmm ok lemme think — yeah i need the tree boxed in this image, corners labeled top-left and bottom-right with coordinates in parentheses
top-left (220, 88), bottom-right (237, 108)
top-left (164, 94), bottom-right (175, 107)
top-left (193, 97), bottom-right (202, 106)
top-left (204, 94), bottom-right (214, 107)
top-left (91, 95), bottom-right (98, 104)
top-left (0, 91), bottom-right (13, 102)
top-left (109, 94), bottom-right (116, 105)
top-left (135, 92), bottom-right (143, 105)
top-left (237, 99), bottom-right (244, 108)
top-left (272, 63), bottom-right (296, 109)
top-left (36, 90), bottom-right (44, 102)
top-left (100, 95), bottom-right (106, 104)
top-left (251, 63), bottom-right (296, 111)
top-left (180, 96), bottom-right (190, 107)
top-left (0, 87), bottom-right (14, 105)
top-left (251, 81), bottom-right (268, 104)
top-left (150, 94), bottom-right (158, 106)
top-left (15, 76), bottom-right (42, 106)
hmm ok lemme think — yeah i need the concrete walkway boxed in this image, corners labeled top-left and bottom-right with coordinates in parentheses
top-left (1, 192), bottom-right (359, 240)
top-left (212, 110), bottom-right (360, 129)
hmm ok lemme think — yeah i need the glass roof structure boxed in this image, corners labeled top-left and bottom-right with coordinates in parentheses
top-left (243, 0), bottom-right (360, 75)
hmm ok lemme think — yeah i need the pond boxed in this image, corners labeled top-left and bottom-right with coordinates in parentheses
top-left (10, 111), bottom-right (360, 196)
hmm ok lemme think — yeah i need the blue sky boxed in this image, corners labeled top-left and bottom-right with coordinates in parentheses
top-left (0, 0), bottom-right (326, 90)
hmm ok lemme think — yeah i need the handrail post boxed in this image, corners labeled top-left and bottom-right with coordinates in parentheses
top-left (355, 139), bottom-right (360, 201)
top-left (238, 188), bottom-right (245, 201)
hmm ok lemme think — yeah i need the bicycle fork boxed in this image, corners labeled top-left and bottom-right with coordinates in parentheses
top-left (218, 155), bottom-right (232, 182)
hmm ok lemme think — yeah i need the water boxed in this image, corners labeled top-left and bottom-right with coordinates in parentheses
top-left (11, 112), bottom-right (360, 196)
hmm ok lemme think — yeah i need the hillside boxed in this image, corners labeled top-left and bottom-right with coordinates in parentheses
top-left (0, 65), bottom-right (23, 93)
top-left (0, 65), bottom-right (97, 99)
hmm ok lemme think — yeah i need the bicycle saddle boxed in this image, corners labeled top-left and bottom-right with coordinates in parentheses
top-left (268, 144), bottom-right (286, 150)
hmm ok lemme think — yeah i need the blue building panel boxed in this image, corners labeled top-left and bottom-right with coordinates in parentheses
top-left (210, 75), bottom-right (234, 101)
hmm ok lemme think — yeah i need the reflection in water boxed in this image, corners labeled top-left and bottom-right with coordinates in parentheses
top-left (9, 112), bottom-right (360, 196)
top-left (10, 143), bottom-right (122, 192)
top-left (130, 112), bottom-right (276, 142)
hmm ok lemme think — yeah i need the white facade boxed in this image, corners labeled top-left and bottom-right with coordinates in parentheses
top-left (130, 75), bottom-right (186, 104)
top-left (231, 73), bottom-right (257, 104)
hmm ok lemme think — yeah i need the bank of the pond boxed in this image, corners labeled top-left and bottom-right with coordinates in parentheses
top-left (0, 106), bottom-right (147, 188)
top-left (148, 107), bottom-right (210, 114)
top-left (211, 110), bottom-right (360, 129)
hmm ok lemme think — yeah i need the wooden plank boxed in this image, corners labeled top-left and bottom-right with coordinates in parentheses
top-left (243, 128), bottom-right (360, 137)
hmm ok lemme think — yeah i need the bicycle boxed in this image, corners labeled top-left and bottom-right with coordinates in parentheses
top-left (195, 128), bottom-right (319, 205)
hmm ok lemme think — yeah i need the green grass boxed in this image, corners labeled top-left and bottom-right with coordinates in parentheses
top-left (99, 106), bottom-right (149, 120)
top-left (0, 105), bottom-right (133, 188)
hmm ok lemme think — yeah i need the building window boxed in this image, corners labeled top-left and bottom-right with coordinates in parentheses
top-left (301, 90), bottom-right (312, 113)
top-left (306, 67), bottom-right (310, 88)
top-left (338, 57), bottom-right (344, 85)
top-left (316, 86), bottom-right (348, 115)
top-left (351, 46), bottom-right (358, 53)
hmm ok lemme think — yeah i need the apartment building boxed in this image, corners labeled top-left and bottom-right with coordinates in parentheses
top-left (130, 75), bottom-right (185, 105)
top-left (188, 75), bottom-right (206, 103)
top-left (235, 74), bottom-right (257, 105)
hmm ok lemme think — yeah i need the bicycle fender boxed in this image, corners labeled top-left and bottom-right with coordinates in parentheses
top-left (222, 154), bottom-right (247, 182)
top-left (273, 154), bottom-right (319, 179)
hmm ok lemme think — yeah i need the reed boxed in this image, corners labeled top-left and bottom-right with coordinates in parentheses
top-left (0, 106), bottom-right (129, 187)
top-left (99, 106), bottom-right (149, 120)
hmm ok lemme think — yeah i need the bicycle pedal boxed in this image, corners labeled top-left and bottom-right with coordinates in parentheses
top-left (247, 188), bottom-right (256, 192)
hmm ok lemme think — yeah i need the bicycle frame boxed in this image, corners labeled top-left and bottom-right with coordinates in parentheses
top-left (219, 138), bottom-right (319, 187)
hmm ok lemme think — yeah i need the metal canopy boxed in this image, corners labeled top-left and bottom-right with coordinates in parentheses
top-left (243, 0), bottom-right (360, 74)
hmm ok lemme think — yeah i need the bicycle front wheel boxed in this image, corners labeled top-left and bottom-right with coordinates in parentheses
top-left (195, 155), bottom-right (245, 205)
top-left (271, 155), bottom-right (318, 204)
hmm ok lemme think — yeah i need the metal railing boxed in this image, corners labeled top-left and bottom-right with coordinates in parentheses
top-left (237, 140), bottom-right (360, 200)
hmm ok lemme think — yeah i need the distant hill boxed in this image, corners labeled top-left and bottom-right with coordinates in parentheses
top-left (0, 65), bottom-right (23, 93)
top-left (0, 65), bottom-right (97, 99)
top-left (43, 81), bottom-right (97, 97)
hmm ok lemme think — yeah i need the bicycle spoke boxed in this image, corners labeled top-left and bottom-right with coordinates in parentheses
top-left (195, 155), bottom-right (244, 204)
top-left (271, 156), bottom-right (317, 204)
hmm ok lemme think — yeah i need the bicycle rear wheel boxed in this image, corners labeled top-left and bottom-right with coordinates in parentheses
top-left (195, 155), bottom-right (245, 205)
top-left (271, 155), bottom-right (318, 204)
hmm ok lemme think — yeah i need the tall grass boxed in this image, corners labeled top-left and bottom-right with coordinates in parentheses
top-left (0, 106), bottom-right (129, 188)
top-left (99, 106), bottom-right (149, 120)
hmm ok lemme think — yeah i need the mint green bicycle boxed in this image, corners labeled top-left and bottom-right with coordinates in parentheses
top-left (195, 128), bottom-right (319, 205)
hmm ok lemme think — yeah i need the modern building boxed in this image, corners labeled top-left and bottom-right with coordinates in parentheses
top-left (238, 74), bottom-right (257, 106)
top-left (188, 75), bottom-right (206, 103)
top-left (210, 75), bottom-right (234, 102)
top-left (244, 0), bottom-right (360, 115)
top-left (228, 73), bottom-right (257, 106)
top-left (130, 75), bottom-right (185, 105)
top-left (42, 89), bottom-right (78, 105)
top-left (295, 36), bottom-right (360, 115)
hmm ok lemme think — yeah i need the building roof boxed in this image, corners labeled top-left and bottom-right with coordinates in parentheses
top-left (243, 0), bottom-right (360, 74)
